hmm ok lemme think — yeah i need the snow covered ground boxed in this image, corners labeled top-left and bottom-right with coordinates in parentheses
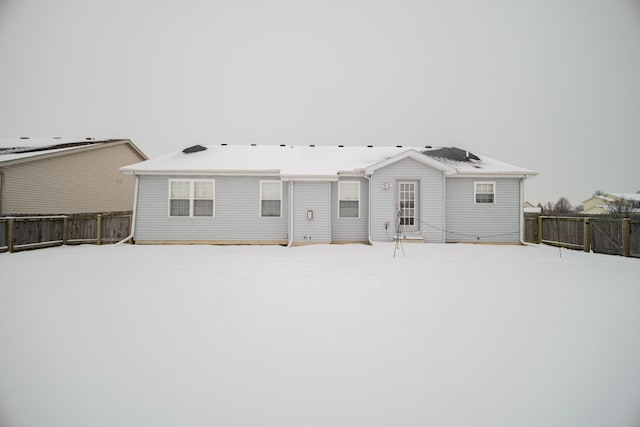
top-left (1, 243), bottom-right (639, 427)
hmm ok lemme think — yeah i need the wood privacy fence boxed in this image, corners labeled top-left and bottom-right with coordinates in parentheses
top-left (524, 215), bottom-right (640, 258)
top-left (0, 212), bottom-right (132, 253)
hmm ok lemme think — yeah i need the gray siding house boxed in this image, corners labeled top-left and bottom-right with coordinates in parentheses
top-left (121, 145), bottom-right (537, 245)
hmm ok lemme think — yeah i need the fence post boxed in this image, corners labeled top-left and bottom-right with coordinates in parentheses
top-left (7, 218), bottom-right (13, 253)
top-left (622, 218), bottom-right (630, 257)
top-left (583, 217), bottom-right (590, 253)
top-left (62, 217), bottom-right (68, 245)
top-left (537, 216), bottom-right (543, 244)
top-left (96, 214), bottom-right (103, 245)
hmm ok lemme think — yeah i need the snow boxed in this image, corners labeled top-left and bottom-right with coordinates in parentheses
top-left (0, 138), bottom-right (114, 163)
top-left (611, 193), bottom-right (640, 202)
top-left (121, 145), bottom-right (536, 177)
top-left (1, 243), bottom-right (639, 427)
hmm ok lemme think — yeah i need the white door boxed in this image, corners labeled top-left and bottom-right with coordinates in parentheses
top-left (397, 181), bottom-right (419, 232)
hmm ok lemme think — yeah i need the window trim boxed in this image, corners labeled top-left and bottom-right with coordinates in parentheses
top-left (168, 179), bottom-right (215, 217)
top-left (259, 180), bottom-right (283, 218)
top-left (338, 181), bottom-right (361, 219)
top-left (474, 181), bottom-right (496, 204)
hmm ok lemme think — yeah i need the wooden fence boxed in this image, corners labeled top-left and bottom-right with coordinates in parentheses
top-left (0, 212), bottom-right (132, 253)
top-left (525, 215), bottom-right (640, 258)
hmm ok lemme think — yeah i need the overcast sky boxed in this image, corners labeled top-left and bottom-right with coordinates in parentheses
top-left (1, 0), bottom-right (639, 205)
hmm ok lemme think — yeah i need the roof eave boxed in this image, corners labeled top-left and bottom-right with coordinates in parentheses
top-left (449, 171), bottom-right (538, 179)
top-left (121, 169), bottom-right (283, 177)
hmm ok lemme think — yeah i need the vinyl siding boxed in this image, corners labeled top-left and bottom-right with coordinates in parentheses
top-left (445, 177), bottom-right (521, 243)
top-left (370, 157), bottom-right (445, 243)
top-left (0, 143), bottom-right (142, 215)
top-left (292, 181), bottom-right (331, 243)
top-left (331, 178), bottom-right (369, 242)
top-left (134, 175), bottom-right (289, 241)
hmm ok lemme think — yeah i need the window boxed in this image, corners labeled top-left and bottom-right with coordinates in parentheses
top-left (338, 181), bottom-right (360, 218)
top-left (260, 181), bottom-right (282, 217)
top-left (475, 182), bottom-right (495, 204)
top-left (169, 179), bottom-right (215, 217)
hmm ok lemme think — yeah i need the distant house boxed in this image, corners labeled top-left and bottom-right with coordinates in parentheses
top-left (580, 193), bottom-right (640, 215)
top-left (0, 138), bottom-right (147, 215)
top-left (523, 201), bottom-right (542, 214)
top-left (121, 145), bottom-right (537, 245)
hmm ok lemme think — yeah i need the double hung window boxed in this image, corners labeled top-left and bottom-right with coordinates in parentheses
top-left (474, 182), bottom-right (495, 204)
top-left (169, 180), bottom-right (215, 217)
top-left (338, 181), bottom-right (360, 218)
top-left (260, 181), bottom-right (282, 217)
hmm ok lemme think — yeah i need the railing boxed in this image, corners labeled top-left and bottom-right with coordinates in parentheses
top-left (0, 212), bottom-right (132, 253)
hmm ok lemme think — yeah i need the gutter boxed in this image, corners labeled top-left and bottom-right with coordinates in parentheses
top-left (116, 174), bottom-right (139, 246)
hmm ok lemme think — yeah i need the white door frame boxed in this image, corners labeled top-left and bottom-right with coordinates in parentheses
top-left (397, 180), bottom-right (419, 233)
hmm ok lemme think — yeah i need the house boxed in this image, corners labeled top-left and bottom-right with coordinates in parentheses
top-left (0, 138), bottom-right (147, 215)
top-left (523, 201), bottom-right (542, 214)
top-left (120, 145), bottom-right (537, 245)
top-left (580, 193), bottom-right (640, 215)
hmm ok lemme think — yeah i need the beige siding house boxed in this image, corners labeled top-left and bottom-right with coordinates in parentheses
top-left (0, 138), bottom-right (147, 215)
top-left (581, 193), bottom-right (640, 215)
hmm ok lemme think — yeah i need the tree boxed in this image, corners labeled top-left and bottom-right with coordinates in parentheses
top-left (594, 190), bottom-right (606, 196)
top-left (608, 196), bottom-right (640, 218)
top-left (554, 197), bottom-right (573, 214)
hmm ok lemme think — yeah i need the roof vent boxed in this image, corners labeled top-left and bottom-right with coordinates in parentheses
top-left (310, 144), bottom-right (315, 147)
top-left (338, 145), bottom-right (344, 147)
top-left (182, 144), bottom-right (207, 154)
top-left (396, 145), bottom-right (402, 148)
top-left (250, 143), bottom-right (257, 146)
top-left (280, 144), bottom-right (286, 147)
top-left (367, 145), bottom-right (373, 148)
top-left (221, 143), bottom-right (228, 146)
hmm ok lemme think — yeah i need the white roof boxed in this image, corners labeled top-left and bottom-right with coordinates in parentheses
top-left (121, 145), bottom-right (537, 178)
top-left (610, 193), bottom-right (640, 202)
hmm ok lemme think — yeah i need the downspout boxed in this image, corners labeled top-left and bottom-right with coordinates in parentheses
top-left (442, 173), bottom-right (446, 243)
top-left (362, 174), bottom-right (374, 245)
top-left (287, 180), bottom-right (294, 247)
top-left (519, 177), bottom-right (529, 246)
top-left (116, 174), bottom-right (139, 246)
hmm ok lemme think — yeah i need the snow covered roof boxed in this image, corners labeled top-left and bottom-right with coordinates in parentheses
top-left (0, 138), bottom-right (146, 164)
top-left (121, 144), bottom-right (537, 179)
top-left (610, 193), bottom-right (640, 202)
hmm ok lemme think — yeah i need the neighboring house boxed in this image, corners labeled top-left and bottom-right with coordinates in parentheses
top-left (580, 193), bottom-right (640, 215)
top-left (523, 201), bottom-right (542, 214)
top-left (0, 138), bottom-right (147, 215)
top-left (121, 145), bottom-right (537, 245)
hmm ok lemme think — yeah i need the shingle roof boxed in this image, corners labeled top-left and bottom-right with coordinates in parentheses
top-left (0, 138), bottom-right (146, 164)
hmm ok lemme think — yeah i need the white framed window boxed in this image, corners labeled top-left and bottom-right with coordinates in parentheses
top-left (260, 180), bottom-right (282, 218)
top-left (338, 181), bottom-right (360, 218)
top-left (474, 181), bottom-right (495, 204)
top-left (169, 179), bottom-right (215, 217)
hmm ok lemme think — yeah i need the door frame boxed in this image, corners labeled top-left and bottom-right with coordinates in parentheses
top-left (396, 179), bottom-right (419, 233)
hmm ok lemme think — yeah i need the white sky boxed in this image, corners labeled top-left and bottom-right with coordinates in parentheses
top-left (1, 0), bottom-right (639, 206)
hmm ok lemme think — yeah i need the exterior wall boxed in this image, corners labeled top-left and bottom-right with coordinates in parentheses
top-left (0, 143), bottom-right (143, 215)
top-left (330, 178), bottom-right (369, 242)
top-left (370, 157), bottom-right (445, 243)
top-left (445, 177), bottom-right (521, 243)
top-left (292, 181), bottom-right (331, 244)
top-left (134, 175), bottom-right (289, 242)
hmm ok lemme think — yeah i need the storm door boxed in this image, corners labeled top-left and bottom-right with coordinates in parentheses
top-left (397, 181), bottom-right (419, 232)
